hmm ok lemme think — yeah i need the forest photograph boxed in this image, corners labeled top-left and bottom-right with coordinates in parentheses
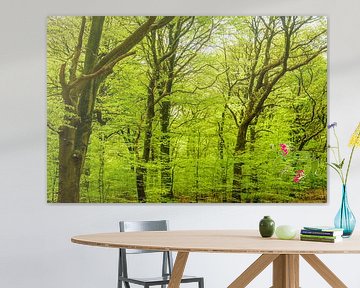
top-left (47, 16), bottom-right (327, 203)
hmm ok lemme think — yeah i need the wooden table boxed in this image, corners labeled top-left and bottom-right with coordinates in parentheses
top-left (72, 230), bottom-right (360, 288)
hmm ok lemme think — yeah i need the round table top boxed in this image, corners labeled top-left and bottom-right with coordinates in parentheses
top-left (71, 230), bottom-right (360, 254)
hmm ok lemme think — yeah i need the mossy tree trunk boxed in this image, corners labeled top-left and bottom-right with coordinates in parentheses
top-left (57, 16), bottom-right (174, 202)
top-left (229, 17), bottom-right (327, 202)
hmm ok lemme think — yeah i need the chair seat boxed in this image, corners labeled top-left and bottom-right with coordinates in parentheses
top-left (118, 221), bottom-right (204, 288)
top-left (119, 274), bottom-right (203, 286)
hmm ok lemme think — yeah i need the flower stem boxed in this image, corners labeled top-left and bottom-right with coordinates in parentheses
top-left (333, 127), bottom-right (342, 164)
top-left (345, 129), bottom-right (360, 185)
top-left (345, 145), bottom-right (357, 185)
top-left (331, 127), bottom-right (345, 184)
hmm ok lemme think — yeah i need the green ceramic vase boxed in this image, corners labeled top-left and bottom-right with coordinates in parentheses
top-left (259, 216), bottom-right (275, 237)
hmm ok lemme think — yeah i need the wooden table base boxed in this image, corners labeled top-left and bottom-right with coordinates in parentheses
top-left (272, 254), bottom-right (299, 288)
top-left (228, 254), bottom-right (279, 288)
top-left (226, 254), bottom-right (348, 288)
top-left (301, 254), bottom-right (347, 288)
top-left (168, 252), bottom-right (348, 288)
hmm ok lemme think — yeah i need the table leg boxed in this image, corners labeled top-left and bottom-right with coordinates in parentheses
top-left (301, 254), bottom-right (347, 288)
top-left (168, 252), bottom-right (189, 288)
top-left (228, 253), bottom-right (348, 288)
top-left (272, 254), bottom-right (299, 288)
top-left (228, 254), bottom-right (279, 288)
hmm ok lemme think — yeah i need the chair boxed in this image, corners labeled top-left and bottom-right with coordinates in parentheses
top-left (118, 220), bottom-right (204, 288)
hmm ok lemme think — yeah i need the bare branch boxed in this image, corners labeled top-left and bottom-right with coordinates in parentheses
top-left (291, 29), bottom-right (327, 51)
top-left (225, 104), bottom-right (240, 128)
top-left (69, 17), bottom-right (86, 81)
top-left (150, 16), bottom-right (175, 30)
top-left (287, 46), bottom-right (327, 71)
top-left (94, 16), bottom-right (157, 71)
top-left (69, 51), bottom-right (136, 89)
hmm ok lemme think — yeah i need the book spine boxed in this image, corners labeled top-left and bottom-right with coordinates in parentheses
top-left (300, 234), bottom-right (338, 240)
top-left (300, 237), bottom-right (338, 243)
top-left (300, 230), bottom-right (336, 236)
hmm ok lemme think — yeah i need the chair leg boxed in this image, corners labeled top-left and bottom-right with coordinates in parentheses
top-left (199, 278), bottom-right (204, 288)
top-left (120, 279), bottom-right (131, 288)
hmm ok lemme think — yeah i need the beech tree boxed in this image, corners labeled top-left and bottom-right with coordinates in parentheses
top-left (47, 16), bottom-right (327, 203)
top-left (134, 16), bottom-right (215, 201)
top-left (218, 16), bottom-right (327, 201)
top-left (54, 16), bottom-right (174, 202)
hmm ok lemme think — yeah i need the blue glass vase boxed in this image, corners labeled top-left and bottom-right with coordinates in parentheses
top-left (334, 185), bottom-right (356, 237)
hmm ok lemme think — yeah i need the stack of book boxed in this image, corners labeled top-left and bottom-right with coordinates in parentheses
top-left (300, 226), bottom-right (344, 243)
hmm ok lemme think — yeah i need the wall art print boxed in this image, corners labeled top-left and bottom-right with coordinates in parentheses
top-left (47, 16), bottom-right (327, 203)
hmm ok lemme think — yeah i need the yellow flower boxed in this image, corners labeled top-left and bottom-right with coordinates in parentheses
top-left (349, 122), bottom-right (360, 147)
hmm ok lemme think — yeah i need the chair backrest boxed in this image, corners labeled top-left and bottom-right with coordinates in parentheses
top-left (120, 220), bottom-right (168, 232)
top-left (119, 220), bottom-right (169, 254)
top-left (118, 220), bottom-right (174, 282)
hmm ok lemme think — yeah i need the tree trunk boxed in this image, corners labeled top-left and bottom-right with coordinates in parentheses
top-left (49, 161), bottom-right (58, 203)
top-left (232, 123), bottom-right (249, 202)
top-left (58, 17), bottom-right (105, 203)
top-left (135, 75), bottom-right (156, 202)
top-left (159, 24), bottom-right (178, 198)
top-left (98, 134), bottom-right (105, 202)
top-left (159, 48), bottom-right (176, 198)
top-left (249, 124), bottom-right (259, 191)
top-left (58, 126), bottom-right (82, 202)
top-left (135, 166), bottom-right (146, 202)
top-left (218, 109), bottom-right (227, 199)
top-left (160, 100), bottom-right (172, 197)
top-left (57, 16), bottom-right (173, 202)
top-left (143, 81), bottom-right (156, 163)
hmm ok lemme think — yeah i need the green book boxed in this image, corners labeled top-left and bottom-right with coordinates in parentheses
top-left (300, 234), bottom-right (340, 240)
top-left (300, 236), bottom-right (342, 243)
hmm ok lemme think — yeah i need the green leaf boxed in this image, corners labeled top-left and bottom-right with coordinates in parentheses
top-left (331, 161), bottom-right (345, 169)
top-left (331, 162), bottom-right (341, 169)
top-left (328, 163), bottom-right (340, 172)
top-left (339, 158), bottom-right (345, 169)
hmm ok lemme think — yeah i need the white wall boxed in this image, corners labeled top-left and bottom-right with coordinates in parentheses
top-left (1, 0), bottom-right (360, 287)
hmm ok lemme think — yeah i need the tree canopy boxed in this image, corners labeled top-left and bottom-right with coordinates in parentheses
top-left (47, 16), bottom-right (327, 203)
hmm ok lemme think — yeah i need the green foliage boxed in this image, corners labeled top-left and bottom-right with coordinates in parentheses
top-left (47, 16), bottom-right (327, 203)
